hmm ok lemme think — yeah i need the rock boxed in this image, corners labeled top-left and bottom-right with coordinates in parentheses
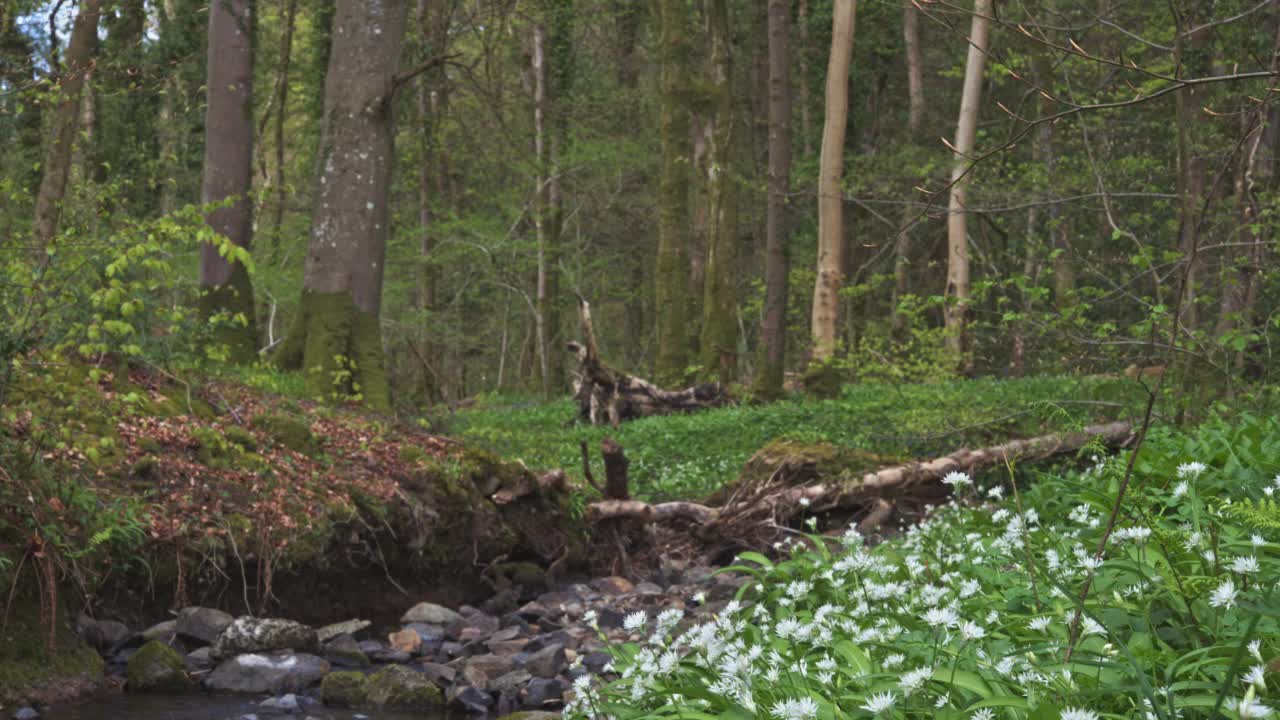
top-left (368, 647), bottom-right (411, 664)
top-left (315, 619), bottom-right (371, 643)
top-left (462, 653), bottom-right (515, 690)
top-left (184, 646), bottom-right (215, 673)
top-left (126, 640), bottom-right (191, 692)
top-left (491, 669), bottom-right (532, 693)
top-left (523, 677), bottom-right (565, 708)
top-left (259, 694), bottom-right (301, 714)
top-left (212, 617), bottom-right (319, 659)
top-left (387, 628), bottom-right (422, 654)
top-left (634, 581), bottom-right (663, 595)
top-left (320, 671), bottom-right (367, 708)
top-left (420, 662), bottom-right (455, 686)
top-left (594, 607), bottom-right (625, 629)
top-left (581, 651), bottom-right (611, 674)
top-left (405, 622), bottom-right (446, 642)
top-left (12, 707), bottom-right (40, 720)
top-left (401, 602), bottom-right (462, 626)
top-left (141, 620), bottom-right (179, 643)
top-left (364, 665), bottom-right (444, 710)
top-left (204, 652), bottom-right (329, 694)
top-left (448, 612), bottom-right (499, 641)
top-left (450, 685), bottom-right (494, 715)
top-left (515, 602), bottom-right (551, 620)
top-left (176, 607), bottom-right (234, 645)
top-left (590, 576), bottom-right (635, 595)
top-left (323, 634), bottom-right (368, 668)
top-left (521, 644), bottom-right (566, 678)
top-left (498, 712), bottom-right (560, 720)
top-left (76, 613), bottom-right (131, 653)
top-left (488, 638), bottom-right (528, 655)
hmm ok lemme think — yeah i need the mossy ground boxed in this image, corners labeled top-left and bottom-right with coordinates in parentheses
top-left (0, 594), bottom-right (104, 704)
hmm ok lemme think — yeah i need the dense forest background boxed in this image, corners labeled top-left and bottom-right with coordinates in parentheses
top-left (2, 0), bottom-right (1278, 413)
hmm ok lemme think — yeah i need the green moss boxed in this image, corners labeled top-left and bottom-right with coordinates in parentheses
top-left (492, 561), bottom-right (546, 590)
top-left (198, 262), bottom-right (258, 366)
top-left (802, 359), bottom-right (844, 400)
top-left (224, 425), bottom-right (257, 451)
top-left (252, 413), bottom-right (320, 456)
top-left (364, 665), bottom-right (443, 709)
top-left (129, 455), bottom-right (159, 480)
top-left (125, 640), bottom-right (190, 692)
top-left (398, 445), bottom-right (426, 464)
top-left (0, 596), bottom-right (104, 703)
top-left (321, 671), bottom-right (368, 708)
top-left (274, 290), bottom-right (391, 412)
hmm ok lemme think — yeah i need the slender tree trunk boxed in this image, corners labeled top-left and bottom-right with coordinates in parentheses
top-left (797, 0), bottom-right (813, 158)
top-left (891, 0), bottom-right (924, 338)
top-left (613, 0), bottom-right (646, 362)
top-left (1174, 1), bottom-right (1214, 332)
top-left (754, 0), bottom-right (792, 400)
top-left (534, 0), bottom-right (572, 397)
top-left (699, 0), bottom-right (737, 382)
top-left (943, 0), bottom-right (991, 371)
top-left (266, 0), bottom-right (298, 260)
top-left (654, 0), bottom-right (692, 385)
top-left (903, 0), bottom-right (923, 136)
top-left (811, 0), bottom-right (855, 363)
top-left (199, 0), bottom-right (258, 363)
top-left (273, 0), bottom-right (409, 411)
top-left (415, 0), bottom-right (448, 404)
top-left (532, 21), bottom-right (551, 393)
top-left (32, 0), bottom-right (100, 260)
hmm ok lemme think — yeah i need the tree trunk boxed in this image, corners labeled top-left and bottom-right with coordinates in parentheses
top-left (811, 0), bottom-right (855, 362)
top-left (699, 0), bottom-right (737, 383)
top-left (415, 0), bottom-right (449, 405)
top-left (654, 0), bottom-right (692, 386)
top-left (797, 0), bottom-right (813, 158)
top-left (32, 0), bottom-right (100, 261)
top-left (903, 0), bottom-right (924, 136)
top-left (891, 0), bottom-right (925, 338)
top-left (943, 0), bottom-right (991, 371)
top-left (1174, 1), bottom-right (1214, 333)
top-left (273, 0), bottom-right (409, 412)
top-left (754, 0), bottom-right (792, 400)
top-left (199, 0), bottom-right (258, 364)
top-left (267, 0), bottom-right (299, 261)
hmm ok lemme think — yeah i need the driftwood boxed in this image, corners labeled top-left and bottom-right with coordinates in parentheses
top-left (584, 420), bottom-right (1134, 551)
top-left (569, 300), bottom-right (729, 426)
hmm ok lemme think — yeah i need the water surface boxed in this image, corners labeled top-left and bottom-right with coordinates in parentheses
top-left (42, 693), bottom-right (450, 720)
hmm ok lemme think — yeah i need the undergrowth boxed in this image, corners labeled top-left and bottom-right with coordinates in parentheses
top-left (567, 414), bottom-right (1280, 720)
top-left (448, 376), bottom-right (1145, 501)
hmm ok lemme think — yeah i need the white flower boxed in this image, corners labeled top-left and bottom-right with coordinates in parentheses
top-left (899, 666), bottom-right (933, 695)
top-left (972, 710), bottom-right (995, 720)
top-left (882, 653), bottom-right (905, 669)
top-left (960, 621), bottom-right (986, 640)
top-left (1231, 556), bottom-right (1261, 574)
top-left (1178, 461), bottom-right (1207, 479)
top-left (1210, 578), bottom-right (1239, 610)
top-left (582, 609), bottom-right (598, 627)
top-left (1249, 639), bottom-right (1263, 661)
top-left (1244, 664), bottom-right (1267, 690)
top-left (1173, 481), bottom-right (1189, 498)
top-left (1061, 708), bottom-right (1100, 720)
top-left (692, 591), bottom-right (706, 604)
top-left (769, 697), bottom-right (819, 720)
top-left (860, 691), bottom-right (896, 715)
top-left (923, 607), bottom-right (959, 628)
top-left (1251, 534), bottom-right (1267, 547)
top-left (987, 486), bottom-right (1004, 500)
top-left (1229, 697), bottom-right (1273, 718)
top-left (623, 611), bottom-right (648, 631)
top-left (799, 497), bottom-right (811, 507)
top-left (942, 471), bottom-right (972, 487)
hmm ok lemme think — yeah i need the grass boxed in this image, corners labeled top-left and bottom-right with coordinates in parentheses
top-left (446, 375), bottom-right (1147, 502)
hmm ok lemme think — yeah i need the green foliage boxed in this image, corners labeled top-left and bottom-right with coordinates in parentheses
top-left (450, 376), bottom-right (1142, 501)
top-left (568, 417), bottom-right (1280, 720)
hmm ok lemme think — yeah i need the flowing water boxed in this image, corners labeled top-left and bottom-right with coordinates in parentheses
top-left (41, 693), bottom-right (450, 720)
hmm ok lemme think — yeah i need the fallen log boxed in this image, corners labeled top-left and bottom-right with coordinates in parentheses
top-left (569, 299), bottom-right (730, 426)
top-left (584, 420), bottom-right (1134, 550)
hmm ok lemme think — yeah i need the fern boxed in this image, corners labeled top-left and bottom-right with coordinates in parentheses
top-left (1224, 498), bottom-right (1280, 533)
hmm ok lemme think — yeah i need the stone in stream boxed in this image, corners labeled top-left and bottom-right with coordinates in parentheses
top-left (420, 661), bottom-right (455, 686)
top-left (125, 640), bottom-right (192, 692)
top-left (12, 708), bottom-right (39, 720)
top-left (400, 601), bottom-right (462, 626)
top-left (315, 619), bottom-right (371, 643)
top-left (322, 634), bottom-right (369, 668)
top-left (520, 643), bottom-right (566, 678)
top-left (589, 576), bottom-right (634, 595)
top-left (364, 665), bottom-right (444, 710)
top-left (490, 669), bottom-right (532, 694)
top-left (387, 628), bottom-right (421, 654)
top-left (204, 652), bottom-right (329, 694)
top-left (176, 606), bottom-right (234, 644)
top-left (449, 685), bottom-right (494, 715)
top-left (523, 677), bottom-right (565, 708)
top-left (75, 612), bottom-right (131, 653)
top-left (259, 693), bottom-right (301, 714)
top-left (211, 617), bottom-right (318, 659)
top-left (319, 671), bottom-right (367, 708)
top-left (461, 653), bottom-right (515, 690)
top-left (581, 650), bottom-right (611, 674)
top-left (184, 646), bottom-right (215, 673)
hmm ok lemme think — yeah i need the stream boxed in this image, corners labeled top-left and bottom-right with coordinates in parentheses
top-left (41, 693), bottom-right (449, 720)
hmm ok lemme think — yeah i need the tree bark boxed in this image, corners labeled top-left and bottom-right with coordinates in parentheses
top-left (32, 0), bottom-right (100, 261)
top-left (943, 0), bottom-right (991, 371)
top-left (1174, 0), bottom-right (1214, 333)
top-left (891, 0), bottom-right (925, 338)
top-left (200, 0), bottom-right (258, 364)
top-left (415, 0), bottom-right (449, 404)
top-left (654, 0), bottom-right (692, 386)
top-left (699, 0), bottom-right (738, 383)
top-left (754, 0), bottom-right (792, 400)
top-left (903, 0), bottom-right (924, 136)
top-left (273, 0), bottom-right (409, 411)
top-left (266, 0), bottom-right (299, 261)
top-left (811, 0), bottom-right (855, 362)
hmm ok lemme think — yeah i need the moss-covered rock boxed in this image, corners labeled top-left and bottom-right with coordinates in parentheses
top-left (320, 671), bottom-right (368, 708)
top-left (364, 665), bottom-right (444, 709)
top-left (252, 413), bottom-right (321, 456)
top-left (125, 640), bottom-right (191, 692)
top-left (0, 597), bottom-right (104, 704)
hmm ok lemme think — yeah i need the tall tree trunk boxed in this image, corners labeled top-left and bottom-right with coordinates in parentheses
top-left (415, 0), bottom-right (449, 404)
top-left (267, 0), bottom-right (299, 260)
top-left (654, 0), bottom-right (692, 385)
top-left (199, 0), bottom-right (258, 363)
top-left (811, 0), bottom-right (855, 363)
top-left (532, 21), bottom-right (551, 393)
top-left (1174, 1), bottom-right (1214, 332)
top-left (699, 0), bottom-right (737, 382)
top-left (891, 0), bottom-right (924, 338)
top-left (943, 0), bottom-right (991, 371)
top-left (614, 0), bottom-right (646, 362)
top-left (797, 0), bottom-right (813, 158)
top-left (273, 0), bottom-right (409, 411)
top-left (32, 0), bottom-right (100, 261)
top-left (754, 0), bottom-right (792, 400)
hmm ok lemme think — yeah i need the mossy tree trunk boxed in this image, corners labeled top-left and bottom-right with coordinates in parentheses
top-left (753, 0), bottom-right (791, 400)
top-left (654, 0), bottom-right (691, 387)
top-left (31, 0), bottom-right (100, 262)
top-left (199, 0), bottom-right (258, 364)
top-left (274, 0), bottom-right (409, 412)
top-left (699, 0), bottom-right (737, 383)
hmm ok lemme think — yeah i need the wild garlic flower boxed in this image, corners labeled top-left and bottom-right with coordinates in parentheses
top-left (1228, 697), bottom-right (1273, 718)
top-left (1060, 708), bottom-right (1100, 720)
top-left (899, 666), bottom-right (933, 695)
top-left (972, 709), bottom-right (996, 720)
top-left (960, 621), bottom-right (986, 640)
top-left (923, 607), bottom-right (959, 628)
top-left (1249, 639), bottom-right (1262, 661)
top-left (1177, 461), bottom-right (1207, 479)
top-left (1251, 534), bottom-right (1267, 547)
top-left (860, 691), bottom-right (896, 715)
top-left (942, 471), bottom-right (972, 488)
top-left (1243, 664), bottom-right (1267, 690)
top-left (1230, 555), bottom-right (1261, 575)
top-left (1172, 480), bottom-right (1189, 498)
top-left (623, 611), bottom-right (648, 632)
top-left (1210, 578), bottom-right (1239, 610)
